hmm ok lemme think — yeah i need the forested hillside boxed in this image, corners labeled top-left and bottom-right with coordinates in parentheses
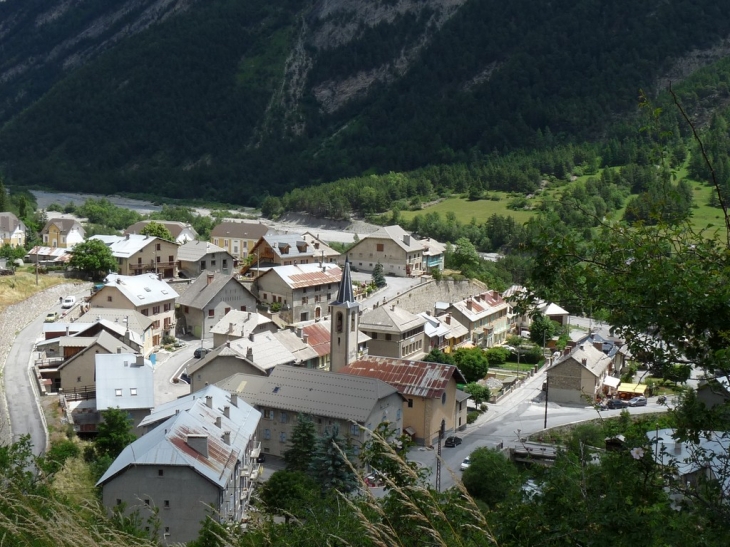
top-left (1, 0), bottom-right (730, 204)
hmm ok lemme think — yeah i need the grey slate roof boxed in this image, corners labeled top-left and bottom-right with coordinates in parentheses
top-left (210, 221), bottom-right (269, 240)
top-left (99, 385), bottom-right (260, 488)
top-left (360, 305), bottom-right (426, 334)
top-left (95, 353), bottom-right (154, 410)
top-left (550, 342), bottom-right (612, 378)
top-left (331, 258), bottom-right (356, 307)
top-left (42, 217), bottom-right (84, 236)
top-left (177, 240), bottom-right (230, 262)
top-left (0, 212), bottom-right (24, 233)
top-left (78, 307), bottom-right (153, 334)
top-left (215, 373), bottom-right (270, 398)
top-left (176, 271), bottom-right (251, 310)
top-left (209, 310), bottom-right (273, 336)
top-left (364, 225), bottom-right (424, 252)
top-left (245, 366), bottom-right (401, 422)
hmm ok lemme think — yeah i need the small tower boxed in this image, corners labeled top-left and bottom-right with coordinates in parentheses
top-left (330, 257), bottom-right (359, 373)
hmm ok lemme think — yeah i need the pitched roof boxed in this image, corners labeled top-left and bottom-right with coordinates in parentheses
top-left (42, 217), bottom-right (84, 236)
top-left (177, 240), bottom-right (231, 262)
top-left (78, 307), bottom-right (153, 333)
top-left (342, 357), bottom-right (466, 399)
top-left (549, 342), bottom-right (612, 378)
top-left (90, 234), bottom-right (175, 258)
top-left (364, 225), bottom-right (424, 252)
top-left (258, 234), bottom-right (333, 261)
top-left (177, 271), bottom-right (252, 309)
top-left (125, 220), bottom-right (196, 240)
top-left (210, 221), bottom-right (269, 240)
top-left (100, 385), bottom-right (260, 488)
top-left (25, 246), bottom-right (71, 262)
top-left (95, 353), bottom-right (154, 410)
top-left (273, 330), bottom-right (319, 362)
top-left (209, 310), bottom-right (273, 336)
top-left (540, 302), bottom-right (570, 316)
top-left (0, 212), bottom-right (24, 233)
top-left (215, 373), bottom-right (270, 397)
top-left (449, 290), bottom-right (509, 321)
top-left (420, 313), bottom-right (469, 340)
top-left (259, 263), bottom-right (341, 290)
top-left (187, 331), bottom-right (297, 375)
top-left (420, 237), bottom-right (445, 257)
top-left (57, 331), bottom-right (136, 371)
top-left (360, 305), bottom-right (426, 334)
top-left (245, 366), bottom-right (400, 422)
top-left (97, 273), bottom-right (179, 307)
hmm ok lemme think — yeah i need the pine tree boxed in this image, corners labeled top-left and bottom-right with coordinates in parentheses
top-left (372, 262), bottom-right (386, 288)
top-left (283, 414), bottom-right (317, 472)
top-left (308, 423), bottom-right (357, 493)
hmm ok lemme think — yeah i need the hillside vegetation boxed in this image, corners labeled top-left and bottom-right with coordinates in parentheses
top-left (1, 0), bottom-right (730, 203)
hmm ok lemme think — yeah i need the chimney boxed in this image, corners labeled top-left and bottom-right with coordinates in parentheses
top-left (186, 434), bottom-right (209, 458)
top-left (226, 340), bottom-right (230, 348)
top-left (135, 354), bottom-right (144, 367)
top-left (296, 327), bottom-right (303, 338)
top-left (594, 341), bottom-right (603, 352)
top-left (674, 442), bottom-right (683, 455)
top-left (229, 322), bottom-right (234, 334)
top-left (223, 431), bottom-right (231, 445)
top-left (215, 416), bottom-right (222, 428)
top-left (390, 304), bottom-right (395, 311)
top-left (445, 314), bottom-right (451, 325)
top-left (125, 233), bottom-right (130, 240)
top-left (581, 358), bottom-right (587, 366)
top-left (207, 272), bottom-right (214, 286)
top-left (230, 393), bottom-right (238, 407)
top-left (579, 344), bottom-right (585, 351)
top-left (65, 326), bottom-right (70, 336)
top-left (124, 329), bottom-right (131, 346)
top-left (205, 395), bottom-right (213, 408)
top-left (403, 234), bottom-right (411, 246)
top-left (246, 347), bottom-right (253, 361)
top-left (223, 405), bottom-right (230, 419)
top-left (466, 299), bottom-right (472, 310)
top-left (117, 346), bottom-right (122, 354)
top-left (247, 312), bottom-right (251, 320)
top-left (302, 333), bottom-right (309, 344)
top-left (563, 347), bottom-right (571, 356)
top-left (248, 332), bottom-right (254, 342)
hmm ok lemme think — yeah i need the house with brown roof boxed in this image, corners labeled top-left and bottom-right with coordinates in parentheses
top-left (91, 234), bottom-right (180, 278)
top-left (546, 341), bottom-right (617, 404)
top-left (125, 220), bottom-right (198, 244)
top-left (343, 225), bottom-right (425, 277)
top-left (177, 271), bottom-right (257, 338)
top-left (41, 217), bottom-right (85, 248)
top-left (0, 212), bottom-right (26, 247)
top-left (243, 233), bottom-right (339, 276)
top-left (359, 304), bottom-right (427, 360)
top-left (448, 290), bottom-right (510, 347)
top-left (420, 312), bottom-right (469, 353)
top-left (254, 263), bottom-right (342, 324)
top-left (210, 221), bottom-right (270, 261)
top-left (341, 357), bottom-right (468, 445)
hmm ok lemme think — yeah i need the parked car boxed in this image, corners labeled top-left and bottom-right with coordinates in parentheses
top-left (606, 398), bottom-right (629, 409)
top-left (444, 436), bottom-right (462, 447)
top-left (460, 457), bottom-right (471, 471)
top-left (44, 311), bottom-right (58, 323)
top-left (194, 347), bottom-right (211, 359)
top-left (628, 396), bottom-right (647, 407)
top-left (61, 296), bottom-right (76, 309)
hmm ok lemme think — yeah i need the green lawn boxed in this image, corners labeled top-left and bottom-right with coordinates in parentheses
top-left (399, 194), bottom-right (536, 224)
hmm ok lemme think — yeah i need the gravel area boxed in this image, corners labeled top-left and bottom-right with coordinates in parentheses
top-left (0, 282), bottom-right (91, 445)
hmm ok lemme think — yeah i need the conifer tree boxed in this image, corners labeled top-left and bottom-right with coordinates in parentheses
top-left (308, 423), bottom-right (357, 493)
top-left (283, 413), bottom-right (316, 472)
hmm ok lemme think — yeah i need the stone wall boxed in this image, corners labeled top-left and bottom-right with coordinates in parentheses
top-left (382, 278), bottom-right (489, 315)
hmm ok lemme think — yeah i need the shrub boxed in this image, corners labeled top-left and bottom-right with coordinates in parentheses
top-left (270, 301), bottom-right (282, 312)
top-left (485, 347), bottom-right (509, 365)
top-left (162, 335), bottom-right (176, 345)
top-left (467, 411), bottom-right (480, 424)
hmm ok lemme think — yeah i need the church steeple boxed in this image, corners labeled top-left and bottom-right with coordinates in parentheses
top-left (330, 257), bottom-right (359, 373)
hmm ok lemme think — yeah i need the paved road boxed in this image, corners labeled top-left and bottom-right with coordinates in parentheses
top-left (351, 273), bottom-right (423, 312)
top-left (406, 367), bottom-right (670, 491)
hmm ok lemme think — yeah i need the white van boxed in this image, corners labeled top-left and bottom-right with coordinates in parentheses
top-left (61, 296), bottom-right (76, 309)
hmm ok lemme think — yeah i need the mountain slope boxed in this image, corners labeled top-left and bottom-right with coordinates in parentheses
top-left (1, 0), bottom-right (730, 204)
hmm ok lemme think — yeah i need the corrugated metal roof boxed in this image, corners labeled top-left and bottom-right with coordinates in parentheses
top-left (95, 353), bottom-right (154, 410)
top-left (210, 221), bottom-right (269, 240)
top-left (260, 263), bottom-right (341, 289)
top-left (360, 305), bottom-right (426, 333)
top-left (177, 240), bottom-right (230, 262)
top-left (342, 357), bottom-right (465, 399)
top-left (246, 366), bottom-right (400, 422)
top-left (78, 308), bottom-right (154, 333)
top-left (209, 310), bottom-right (273, 336)
top-left (450, 291), bottom-right (509, 320)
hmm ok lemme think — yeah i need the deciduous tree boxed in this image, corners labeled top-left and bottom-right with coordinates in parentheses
top-left (139, 221), bottom-right (173, 241)
top-left (69, 238), bottom-right (118, 280)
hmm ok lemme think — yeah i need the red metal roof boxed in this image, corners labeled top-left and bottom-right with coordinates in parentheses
top-left (287, 266), bottom-right (342, 289)
top-left (302, 322), bottom-right (331, 357)
top-left (342, 357), bottom-right (465, 399)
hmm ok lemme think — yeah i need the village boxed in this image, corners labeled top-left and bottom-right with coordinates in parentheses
top-left (0, 211), bottom-right (711, 544)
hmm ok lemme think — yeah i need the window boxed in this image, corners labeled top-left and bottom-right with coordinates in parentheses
top-left (280, 412), bottom-right (288, 424)
top-left (376, 243), bottom-right (384, 252)
top-left (208, 309), bottom-right (215, 317)
top-left (386, 333), bottom-right (392, 341)
top-left (263, 293), bottom-right (268, 300)
top-left (279, 432), bottom-right (287, 443)
top-left (158, 469), bottom-right (164, 476)
top-left (225, 307), bottom-right (230, 314)
top-left (442, 392), bottom-right (447, 405)
top-left (263, 429), bottom-right (271, 440)
top-left (371, 332), bottom-right (378, 339)
top-left (396, 409), bottom-right (402, 420)
top-left (141, 308), bottom-right (149, 316)
top-left (156, 243), bottom-right (161, 251)
top-left (240, 306), bottom-right (247, 311)
top-left (168, 255), bottom-right (173, 263)
top-left (152, 305), bottom-right (160, 314)
top-left (300, 312), bottom-right (308, 321)
top-left (407, 399), bottom-right (414, 408)
top-left (130, 388), bottom-right (137, 396)
top-left (211, 259), bottom-right (216, 266)
top-left (116, 499), bottom-right (122, 505)
top-left (327, 293), bottom-right (331, 300)
top-left (107, 296), bottom-right (113, 302)
top-left (137, 257), bottom-right (142, 264)
top-left (184, 306), bottom-right (189, 313)
top-left (201, 261), bottom-right (206, 269)
top-left (164, 500), bottom-right (170, 509)
top-left (115, 388), bottom-right (122, 396)
top-left (153, 320), bottom-right (160, 329)
top-left (350, 423), bottom-right (360, 436)
top-left (223, 259), bottom-right (228, 268)
top-left (165, 527), bottom-right (170, 534)
top-left (144, 499), bottom-right (150, 506)
top-left (302, 296), bottom-right (308, 304)
top-left (336, 312), bottom-right (343, 333)
top-left (351, 312), bottom-right (356, 331)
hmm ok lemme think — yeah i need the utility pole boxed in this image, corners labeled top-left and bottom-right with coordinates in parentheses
top-left (436, 419), bottom-right (445, 492)
top-left (542, 374), bottom-right (550, 429)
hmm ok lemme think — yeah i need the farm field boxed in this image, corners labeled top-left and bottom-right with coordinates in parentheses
top-left (398, 194), bottom-right (536, 224)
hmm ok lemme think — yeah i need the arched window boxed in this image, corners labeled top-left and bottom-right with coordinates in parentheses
top-left (351, 311), bottom-right (356, 331)
top-left (336, 312), bottom-right (343, 333)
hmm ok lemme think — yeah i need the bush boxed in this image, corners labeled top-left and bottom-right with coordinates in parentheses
top-left (485, 347), bottom-right (509, 365)
top-left (162, 335), bottom-right (176, 345)
top-left (270, 301), bottom-right (282, 312)
top-left (479, 403), bottom-right (488, 412)
top-left (467, 411), bottom-right (480, 424)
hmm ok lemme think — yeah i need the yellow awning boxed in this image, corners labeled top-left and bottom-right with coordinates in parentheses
top-left (617, 383), bottom-right (647, 394)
